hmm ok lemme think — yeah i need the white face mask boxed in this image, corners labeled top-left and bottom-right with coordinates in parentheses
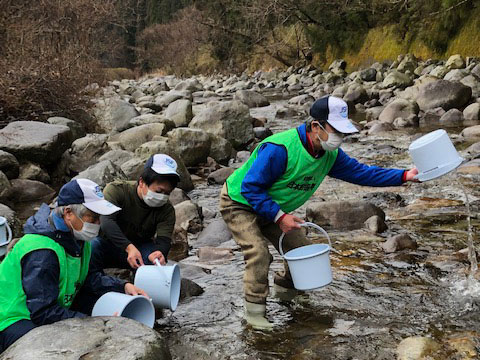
top-left (72, 218), bottom-right (100, 242)
top-left (143, 189), bottom-right (169, 207)
top-left (317, 123), bottom-right (344, 151)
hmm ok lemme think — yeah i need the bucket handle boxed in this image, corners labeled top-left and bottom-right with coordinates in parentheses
top-left (154, 259), bottom-right (171, 287)
top-left (0, 220), bottom-right (12, 245)
top-left (278, 222), bottom-right (333, 258)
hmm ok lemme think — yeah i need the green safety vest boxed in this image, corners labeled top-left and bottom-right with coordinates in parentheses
top-left (0, 234), bottom-right (91, 331)
top-left (226, 128), bottom-right (338, 214)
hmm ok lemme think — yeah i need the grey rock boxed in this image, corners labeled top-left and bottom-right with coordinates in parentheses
top-left (73, 160), bottom-right (126, 188)
top-left (169, 188), bottom-right (191, 206)
top-left (329, 59), bottom-right (347, 71)
top-left (165, 99), bottom-right (193, 127)
top-left (393, 114), bottom-right (419, 128)
top-left (155, 90), bottom-right (191, 107)
top-left (397, 54), bottom-right (417, 73)
top-left (360, 68), bottom-right (377, 82)
top-left (253, 127), bottom-right (273, 140)
top-left (379, 99), bottom-right (419, 123)
top-left (195, 219), bottom-right (232, 248)
top-left (189, 101), bottom-right (254, 149)
top-left (233, 90), bottom-right (269, 108)
top-left (0, 121), bottom-right (72, 166)
top-left (396, 337), bottom-right (441, 360)
top-left (461, 125), bottom-right (480, 142)
top-left (420, 107), bottom-right (445, 125)
top-left (446, 54), bottom-right (466, 70)
top-left (128, 114), bottom-right (175, 130)
top-left (174, 79), bottom-right (203, 92)
top-left (167, 128), bottom-right (211, 167)
top-left (461, 75), bottom-right (480, 98)
top-left (9, 179), bottom-right (55, 203)
top-left (381, 234), bottom-right (418, 253)
top-left (208, 134), bottom-right (234, 165)
top-left (430, 65), bottom-right (449, 78)
top-left (174, 200), bottom-right (202, 233)
top-left (47, 116), bottom-right (86, 140)
top-left (117, 124), bottom-right (167, 152)
top-left (180, 278), bottom-right (204, 300)
top-left (288, 94), bottom-right (314, 105)
top-left (444, 69), bottom-right (469, 82)
top-left (94, 98), bottom-right (140, 132)
top-left (135, 138), bottom-right (170, 160)
top-left (365, 106), bottom-right (385, 121)
top-left (463, 102), bottom-right (480, 120)
top-left (364, 215), bottom-right (388, 234)
top-left (197, 247), bottom-right (233, 262)
top-left (466, 142), bottom-right (480, 157)
top-left (368, 122), bottom-right (394, 134)
top-left (120, 157), bottom-right (145, 180)
top-left (69, 134), bottom-right (110, 173)
top-left (344, 84), bottom-right (368, 104)
top-left (19, 162), bottom-right (50, 183)
top-left (0, 317), bottom-right (171, 360)
top-left (382, 71), bottom-right (413, 89)
top-left (416, 80), bottom-right (472, 111)
top-left (0, 150), bottom-right (19, 179)
top-left (306, 201), bottom-right (385, 230)
top-left (207, 167), bottom-right (234, 185)
top-left (99, 150), bottom-right (134, 168)
top-left (439, 108), bottom-right (464, 126)
top-left (0, 171), bottom-right (11, 202)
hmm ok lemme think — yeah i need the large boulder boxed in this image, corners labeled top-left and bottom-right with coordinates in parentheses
top-left (396, 54), bottom-right (417, 73)
top-left (207, 167), bottom-right (234, 185)
top-left (461, 125), bottom-right (480, 142)
top-left (99, 150), bottom-right (134, 168)
top-left (0, 171), bottom-right (11, 202)
top-left (167, 128), bottom-right (211, 167)
top-left (174, 78), bottom-right (203, 92)
top-left (306, 201), bottom-right (385, 230)
top-left (382, 70), bottom-right (413, 89)
top-left (0, 203), bottom-right (21, 238)
top-left (19, 162), bottom-right (50, 183)
top-left (378, 99), bottom-right (419, 123)
top-left (68, 134), bottom-right (110, 173)
top-left (120, 157), bottom-right (145, 180)
top-left (189, 101), bottom-right (254, 149)
top-left (343, 83), bottom-right (368, 104)
top-left (94, 98), bottom-right (140, 132)
top-left (0, 317), bottom-right (171, 360)
top-left (165, 99), bottom-right (193, 127)
top-left (0, 121), bottom-right (72, 166)
top-left (233, 90), bottom-right (269, 108)
top-left (445, 54), bottom-right (466, 70)
top-left (155, 90), bottom-right (191, 107)
top-left (9, 179), bottom-right (55, 203)
top-left (73, 160), bottom-right (126, 188)
top-left (208, 134), bottom-right (235, 165)
top-left (439, 108), bottom-right (464, 126)
top-left (47, 116), bottom-right (86, 140)
top-left (463, 103), bottom-right (480, 121)
top-left (174, 200), bottom-right (202, 233)
top-left (195, 219), bottom-right (232, 248)
top-left (0, 150), bottom-right (19, 179)
top-left (415, 80), bottom-right (472, 111)
top-left (117, 123), bottom-right (167, 152)
top-left (381, 234), bottom-right (418, 253)
top-left (128, 114), bottom-right (175, 130)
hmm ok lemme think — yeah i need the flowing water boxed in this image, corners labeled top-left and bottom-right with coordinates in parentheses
top-left (160, 96), bottom-right (480, 359)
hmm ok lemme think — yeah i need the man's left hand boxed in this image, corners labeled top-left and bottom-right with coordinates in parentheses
top-left (124, 283), bottom-right (149, 298)
top-left (148, 251), bottom-right (166, 265)
top-left (405, 168), bottom-right (419, 182)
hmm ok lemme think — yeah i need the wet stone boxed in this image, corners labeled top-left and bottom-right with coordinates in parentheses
top-left (381, 234), bottom-right (418, 253)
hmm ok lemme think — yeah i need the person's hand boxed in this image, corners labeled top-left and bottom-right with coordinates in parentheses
top-left (124, 283), bottom-right (149, 298)
top-left (405, 168), bottom-right (419, 182)
top-left (148, 251), bottom-right (166, 265)
top-left (126, 244), bottom-right (144, 269)
top-left (278, 214), bottom-right (304, 233)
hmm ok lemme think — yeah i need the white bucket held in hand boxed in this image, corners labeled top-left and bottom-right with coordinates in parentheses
top-left (408, 129), bottom-right (463, 182)
top-left (134, 261), bottom-right (181, 311)
top-left (279, 222), bottom-right (333, 291)
top-left (0, 216), bottom-right (12, 257)
top-left (92, 292), bottom-right (155, 328)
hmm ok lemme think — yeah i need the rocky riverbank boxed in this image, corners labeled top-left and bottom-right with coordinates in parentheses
top-left (0, 53), bottom-right (480, 359)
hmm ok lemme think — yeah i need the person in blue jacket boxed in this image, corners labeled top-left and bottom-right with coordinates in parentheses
top-left (220, 95), bottom-right (418, 330)
top-left (0, 179), bottom-right (148, 353)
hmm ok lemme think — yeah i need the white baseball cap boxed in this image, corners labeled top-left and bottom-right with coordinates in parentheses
top-left (57, 179), bottom-right (121, 215)
top-left (310, 96), bottom-right (359, 134)
top-left (145, 154), bottom-right (180, 179)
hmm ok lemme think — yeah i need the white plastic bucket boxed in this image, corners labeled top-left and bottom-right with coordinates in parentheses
top-left (408, 129), bottom-right (463, 182)
top-left (279, 222), bottom-right (333, 291)
top-left (0, 216), bottom-right (12, 257)
top-left (92, 292), bottom-right (155, 328)
top-left (134, 261), bottom-right (181, 311)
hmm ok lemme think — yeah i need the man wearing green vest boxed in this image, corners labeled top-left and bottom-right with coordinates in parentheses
top-left (0, 179), bottom-right (148, 353)
top-left (220, 95), bottom-right (419, 330)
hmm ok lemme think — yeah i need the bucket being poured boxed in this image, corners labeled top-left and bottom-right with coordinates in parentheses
top-left (279, 222), bottom-right (333, 291)
top-left (92, 292), bottom-right (155, 328)
top-left (134, 261), bottom-right (181, 311)
top-left (408, 129), bottom-right (464, 182)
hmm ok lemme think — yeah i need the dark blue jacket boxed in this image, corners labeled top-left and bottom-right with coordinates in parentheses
top-left (20, 204), bottom-right (125, 325)
top-left (240, 123), bottom-right (406, 221)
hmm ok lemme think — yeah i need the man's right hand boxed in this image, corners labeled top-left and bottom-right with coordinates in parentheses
top-left (278, 214), bottom-right (304, 233)
top-left (126, 244), bottom-right (144, 269)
